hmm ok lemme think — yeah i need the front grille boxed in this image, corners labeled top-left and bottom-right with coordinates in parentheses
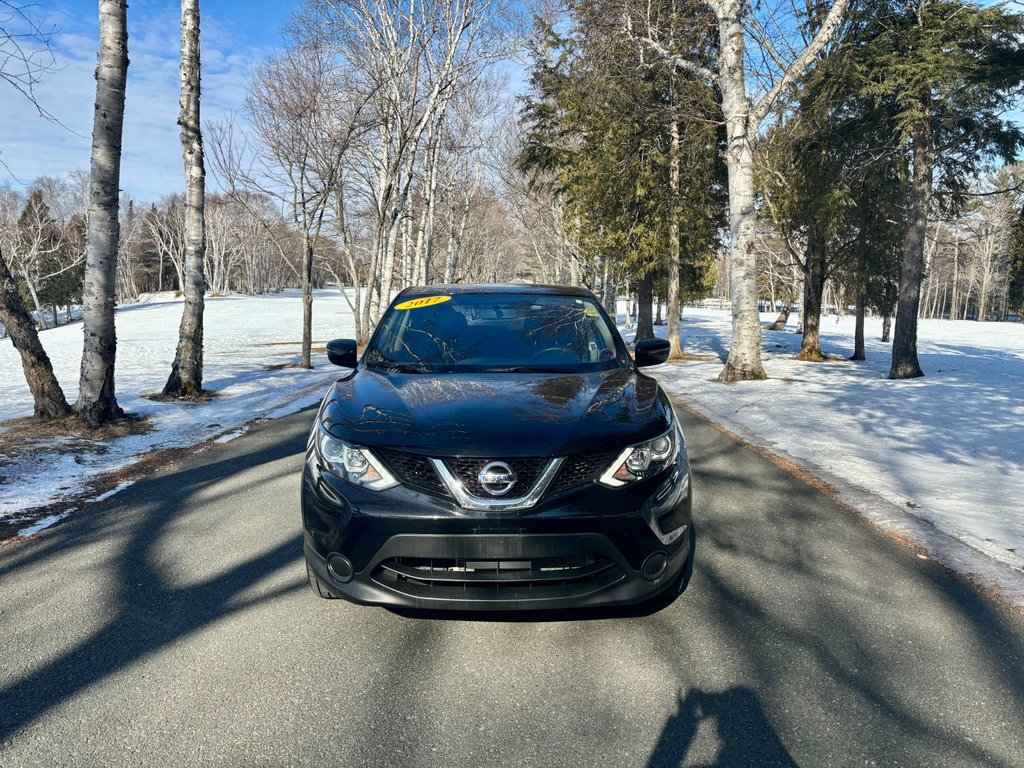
top-left (374, 448), bottom-right (448, 496)
top-left (445, 457), bottom-right (550, 498)
top-left (547, 447), bottom-right (621, 495)
top-left (374, 555), bottom-right (623, 601)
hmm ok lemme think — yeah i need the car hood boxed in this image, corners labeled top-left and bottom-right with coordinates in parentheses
top-left (319, 367), bottom-right (672, 457)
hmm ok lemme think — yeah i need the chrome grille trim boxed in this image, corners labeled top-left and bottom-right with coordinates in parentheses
top-left (430, 457), bottom-right (564, 511)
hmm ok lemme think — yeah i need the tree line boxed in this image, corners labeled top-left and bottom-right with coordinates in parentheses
top-left (3, 0), bottom-right (1024, 429)
top-left (1, 0), bottom-right (558, 425)
top-left (519, 0), bottom-right (1024, 379)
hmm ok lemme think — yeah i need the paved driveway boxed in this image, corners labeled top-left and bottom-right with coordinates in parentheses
top-left (1, 404), bottom-right (1021, 766)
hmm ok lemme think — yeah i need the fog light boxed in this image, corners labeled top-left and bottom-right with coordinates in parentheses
top-left (641, 551), bottom-right (669, 581)
top-left (327, 553), bottom-right (354, 583)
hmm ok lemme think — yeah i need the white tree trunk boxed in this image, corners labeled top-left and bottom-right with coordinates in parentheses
top-left (19, 267), bottom-right (46, 329)
top-left (667, 118), bottom-right (683, 361)
top-left (77, 0), bottom-right (128, 426)
top-left (714, 1), bottom-right (766, 382)
top-left (640, 0), bottom-right (851, 380)
top-left (165, 0), bottom-right (207, 396)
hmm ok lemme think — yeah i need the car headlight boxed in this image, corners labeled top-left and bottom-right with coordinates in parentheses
top-left (316, 426), bottom-right (398, 491)
top-left (599, 429), bottom-right (679, 488)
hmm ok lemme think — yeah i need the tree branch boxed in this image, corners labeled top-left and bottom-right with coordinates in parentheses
top-left (632, 33), bottom-right (717, 85)
top-left (749, 0), bottom-right (852, 130)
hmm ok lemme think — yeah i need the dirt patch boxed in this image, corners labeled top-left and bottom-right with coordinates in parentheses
top-left (0, 414), bottom-right (153, 464)
top-left (792, 351), bottom-right (847, 363)
top-left (142, 390), bottom-right (220, 403)
top-left (260, 341), bottom-right (329, 347)
top-left (271, 345), bottom-right (328, 359)
top-left (660, 353), bottom-right (718, 363)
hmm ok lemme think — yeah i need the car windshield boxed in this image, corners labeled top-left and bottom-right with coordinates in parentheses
top-left (365, 293), bottom-right (627, 373)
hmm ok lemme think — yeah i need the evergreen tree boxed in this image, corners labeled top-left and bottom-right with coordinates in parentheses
top-left (760, 32), bottom-right (907, 363)
top-left (851, 0), bottom-right (1024, 378)
top-left (519, 0), bottom-right (724, 344)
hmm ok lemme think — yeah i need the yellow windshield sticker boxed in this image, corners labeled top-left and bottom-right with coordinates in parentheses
top-left (585, 307), bottom-right (600, 317)
top-left (395, 295), bottom-right (452, 311)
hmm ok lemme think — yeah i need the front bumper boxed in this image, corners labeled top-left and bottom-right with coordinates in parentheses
top-left (301, 448), bottom-right (693, 611)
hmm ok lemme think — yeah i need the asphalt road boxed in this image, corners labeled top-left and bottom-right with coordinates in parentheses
top-left (1, 403), bottom-right (1023, 767)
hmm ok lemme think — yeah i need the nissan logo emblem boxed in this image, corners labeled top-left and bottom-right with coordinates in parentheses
top-left (478, 461), bottom-right (518, 496)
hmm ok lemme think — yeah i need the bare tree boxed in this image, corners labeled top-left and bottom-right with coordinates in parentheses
top-left (630, 0), bottom-right (851, 381)
top-left (307, 0), bottom-right (510, 332)
top-left (144, 197), bottom-right (187, 292)
top-left (210, 41), bottom-right (366, 366)
top-left (1, 187), bottom-right (66, 327)
top-left (0, 0), bottom-right (57, 127)
top-left (116, 197), bottom-right (142, 302)
top-left (0, 2), bottom-right (72, 418)
top-left (164, 0), bottom-right (207, 396)
top-left (204, 196), bottom-right (244, 295)
top-left (77, 0), bottom-right (129, 426)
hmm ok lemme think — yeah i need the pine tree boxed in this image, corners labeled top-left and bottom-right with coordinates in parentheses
top-left (852, 0), bottom-right (1024, 378)
top-left (759, 30), bottom-right (907, 363)
top-left (1008, 206), bottom-right (1024, 318)
top-left (519, 1), bottom-right (724, 343)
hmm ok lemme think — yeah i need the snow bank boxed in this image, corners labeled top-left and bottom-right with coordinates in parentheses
top-left (0, 290), bottom-right (355, 524)
top-left (625, 308), bottom-right (1024, 608)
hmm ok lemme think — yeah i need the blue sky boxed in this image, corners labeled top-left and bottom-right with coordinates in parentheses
top-left (1, 0), bottom-right (297, 201)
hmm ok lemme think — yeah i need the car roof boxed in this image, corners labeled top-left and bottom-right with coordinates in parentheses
top-left (396, 283), bottom-right (595, 299)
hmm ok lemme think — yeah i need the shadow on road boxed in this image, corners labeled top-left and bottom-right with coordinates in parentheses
top-left (1, 406), bottom-right (1023, 767)
top-left (676, 432), bottom-right (1024, 767)
top-left (647, 687), bottom-right (797, 768)
top-left (0, 413), bottom-right (314, 742)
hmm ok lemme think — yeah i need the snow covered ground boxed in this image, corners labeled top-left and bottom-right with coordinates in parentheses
top-left (4, 290), bottom-right (1023, 610)
top-left (0, 290), bottom-right (354, 534)
top-left (625, 307), bottom-right (1024, 609)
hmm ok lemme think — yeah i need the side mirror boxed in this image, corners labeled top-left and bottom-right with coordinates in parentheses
top-left (326, 339), bottom-right (358, 368)
top-left (634, 338), bottom-right (671, 367)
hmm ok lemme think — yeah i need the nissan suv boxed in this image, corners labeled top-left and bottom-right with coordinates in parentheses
top-left (301, 284), bottom-right (693, 611)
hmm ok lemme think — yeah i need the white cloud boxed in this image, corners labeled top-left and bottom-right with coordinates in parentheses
top-left (0, 0), bottom-right (270, 202)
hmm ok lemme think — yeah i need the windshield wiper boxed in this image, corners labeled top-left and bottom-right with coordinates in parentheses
top-left (369, 361), bottom-right (427, 374)
top-left (499, 366), bottom-right (574, 374)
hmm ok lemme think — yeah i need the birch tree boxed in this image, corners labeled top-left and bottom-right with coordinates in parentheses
top-left (144, 198), bottom-right (186, 293)
top-left (77, 0), bottom-right (128, 426)
top-left (4, 188), bottom-right (66, 328)
top-left (307, 0), bottom-right (509, 332)
top-left (164, 0), bottom-right (207, 397)
top-left (0, 246), bottom-right (71, 418)
top-left (631, 0), bottom-right (851, 381)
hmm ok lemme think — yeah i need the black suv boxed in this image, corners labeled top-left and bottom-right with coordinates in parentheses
top-left (302, 284), bottom-right (693, 611)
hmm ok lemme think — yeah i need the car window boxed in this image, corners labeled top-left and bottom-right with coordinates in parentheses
top-left (365, 293), bottom-right (627, 373)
